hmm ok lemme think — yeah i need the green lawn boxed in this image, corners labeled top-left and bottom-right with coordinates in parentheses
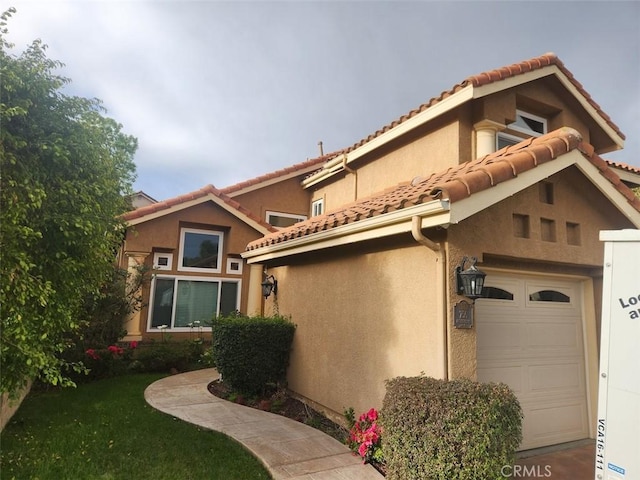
top-left (0, 373), bottom-right (271, 479)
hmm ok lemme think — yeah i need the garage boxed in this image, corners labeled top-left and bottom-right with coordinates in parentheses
top-left (475, 272), bottom-right (590, 451)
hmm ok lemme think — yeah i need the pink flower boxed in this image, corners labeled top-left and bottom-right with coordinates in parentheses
top-left (358, 442), bottom-right (369, 458)
top-left (129, 341), bottom-right (138, 349)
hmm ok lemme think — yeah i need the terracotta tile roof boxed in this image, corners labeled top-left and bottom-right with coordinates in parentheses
top-left (221, 150), bottom-right (344, 195)
top-left (122, 184), bottom-right (278, 232)
top-left (320, 53), bottom-right (624, 163)
top-left (606, 160), bottom-right (640, 175)
top-left (247, 127), bottom-right (640, 251)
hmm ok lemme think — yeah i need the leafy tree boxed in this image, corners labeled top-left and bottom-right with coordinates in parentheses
top-left (0, 8), bottom-right (138, 396)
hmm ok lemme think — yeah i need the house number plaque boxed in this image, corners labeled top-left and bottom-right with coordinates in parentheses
top-left (454, 300), bottom-right (473, 329)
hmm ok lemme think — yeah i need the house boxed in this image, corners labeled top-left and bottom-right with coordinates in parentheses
top-left (127, 191), bottom-right (158, 209)
top-left (118, 154), bottom-right (338, 340)
top-left (240, 53), bottom-right (640, 451)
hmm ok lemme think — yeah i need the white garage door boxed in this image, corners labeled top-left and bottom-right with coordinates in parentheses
top-left (475, 273), bottom-right (589, 451)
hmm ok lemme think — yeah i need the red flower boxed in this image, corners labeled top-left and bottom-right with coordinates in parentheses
top-left (107, 345), bottom-right (124, 355)
top-left (129, 341), bottom-right (138, 349)
top-left (85, 349), bottom-right (99, 360)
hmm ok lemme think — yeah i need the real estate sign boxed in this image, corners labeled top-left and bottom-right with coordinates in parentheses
top-left (595, 230), bottom-right (640, 480)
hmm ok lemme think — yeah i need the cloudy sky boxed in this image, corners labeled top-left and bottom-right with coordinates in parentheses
top-left (6, 1), bottom-right (640, 201)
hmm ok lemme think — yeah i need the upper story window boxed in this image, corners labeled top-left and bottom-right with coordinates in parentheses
top-left (178, 227), bottom-right (223, 273)
top-left (266, 211), bottom-right (307, 229)
top-left (497, 110), bottom-right (547, 150)
top-left (312, 198), bottom-right (324, 217)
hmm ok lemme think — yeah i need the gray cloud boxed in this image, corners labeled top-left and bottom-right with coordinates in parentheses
top-left (6, 1), bottom-right (639, 200)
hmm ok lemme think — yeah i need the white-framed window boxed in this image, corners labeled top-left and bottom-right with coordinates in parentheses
top-left (153, 252), bottom-right (173, 271)
top-left (177, 227), bottom-right (224, 273)
top-left (148, 275), bottom-right (240, 330)
top-left (311, 198), bottom-right (324, 217)
top-left (508, 110), bottom-right (547, 136)
top-left (497, 110), bottom-right (547, 150)
top-left (226, 257), bottom-right (243, 275)
top-left (265, 211), bottom-right (307, 229)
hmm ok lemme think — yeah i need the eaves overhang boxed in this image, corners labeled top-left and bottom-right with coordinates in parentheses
top-left (242, 199), bottom-right (451, 263)
top-left (125, 193), bottom-right (275, 236)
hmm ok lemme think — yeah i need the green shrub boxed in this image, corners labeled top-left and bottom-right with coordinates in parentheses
top-left (211, 314), bottom-right (296, 395)
top-left (381, 376), bottom-right (522, 480)
top-left (132, 341), bottom-right (205, 373)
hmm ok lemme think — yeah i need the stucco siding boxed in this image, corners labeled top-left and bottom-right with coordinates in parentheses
top-left (269, 242), bottom-right (444, 418)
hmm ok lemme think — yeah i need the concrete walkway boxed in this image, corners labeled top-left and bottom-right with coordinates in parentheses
top-left (144, 368), bottom-right (383, 480)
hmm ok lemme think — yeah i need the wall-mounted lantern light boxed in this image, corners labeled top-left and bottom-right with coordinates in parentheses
top-left (261, 274), bottom-right (278, 299)
top-left (455, 256), bottom-right (486, 302)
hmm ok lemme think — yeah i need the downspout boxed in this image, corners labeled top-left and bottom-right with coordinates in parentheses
top-left (411, 216), bottom-right (448, 380)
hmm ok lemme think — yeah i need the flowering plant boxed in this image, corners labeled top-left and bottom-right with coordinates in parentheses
top-left (346, 407), bottom-right (384, 464)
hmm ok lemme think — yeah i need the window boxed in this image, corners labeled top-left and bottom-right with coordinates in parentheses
top-left (508, 110), bottom-right (547, 136)
top-left (529, 290), bottom-right (570, 303)
top-left (497, 110), bottom-right (547, 150)
top-left (178, 228), bottom-right (223, 273)
top-left (153, 252), bottom-right (173, 271)
top-left (312, 198), bottom-right (324, 216)
top-left (149, 276), bottom-right (240, 329)
top-left (266, 211), bottom-right (307, 229)
top-left (226, 257), bottom-right (243, 274)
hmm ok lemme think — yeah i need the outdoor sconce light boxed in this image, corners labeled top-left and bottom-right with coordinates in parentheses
top-left (261, 275), bottom-right (278, 299)
top-left (455, 256), bottom-right (486, 302)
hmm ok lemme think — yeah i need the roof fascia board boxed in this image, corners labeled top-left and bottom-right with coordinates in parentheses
top-left (572, 159), bottom-right (640, 228)
top-left (302, 87), bottom-right (474, 189)
top-left (127, 194), bottom-right (273, 235)
top-left (243, 200), bottom-right (451, 263)
top-left (448, 151), bottom-right (640, 228)
top-left (225, 164), bottom-right (323, 197)
top-left (473, 66), bottom-right (624, 151)
top-left (448, 152), bottom-right (580, 225)
top-left (609, 167), bottom-right (640, 186)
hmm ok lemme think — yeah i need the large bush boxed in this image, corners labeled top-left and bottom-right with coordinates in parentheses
top-left (381, 376), bottom-right (522, 480)
top-left (211, 314), bottom-right (296, 395)
top-left (0, 9), bottom-right (137, 396)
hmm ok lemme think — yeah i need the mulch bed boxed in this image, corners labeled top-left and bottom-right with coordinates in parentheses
top-left (206, 379), bottom-right (348, 443)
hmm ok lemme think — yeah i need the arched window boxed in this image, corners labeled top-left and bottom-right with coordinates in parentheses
top-left (529, 290), bottom-right (570, 303)
top-left (481, 286), bottom-right (514, 300)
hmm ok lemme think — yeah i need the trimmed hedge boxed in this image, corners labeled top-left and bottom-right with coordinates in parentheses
top-left (382, 376), bottom-right (522, 480)
top-left (211, 314), bottom-right (296, 395)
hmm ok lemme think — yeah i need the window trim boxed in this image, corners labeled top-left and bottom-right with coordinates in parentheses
top-left (177, 227), bottom-right (224, 274)
top-left (153, 252), bottom-right (173, 271)
top-left (147, 274), bottom-right (241, 331)
top-left (226, 257), bottom-right (243, 275)
top-left (311, 198), bottom-right (324, 217)
top-left (265, 210), bottom-right (307, 229)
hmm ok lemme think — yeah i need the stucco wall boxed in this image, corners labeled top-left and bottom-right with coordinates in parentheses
top-left (269, 240), bottom-right (445, 418)
top-left (311, 118), bottom-right (460, 211)
top-left (230, 176), bottom-right (312, 220)
top-left (123, 201), bottom-right (266, 339)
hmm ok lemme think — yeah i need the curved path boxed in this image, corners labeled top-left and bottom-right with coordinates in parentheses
top-left (145, 368), bottom-right (383, 480)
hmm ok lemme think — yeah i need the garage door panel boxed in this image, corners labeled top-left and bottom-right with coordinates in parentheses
top-left (477, 273), bottom-right (589, 450)
top-left (523, 400), bottom-right (589, 449)
top-left (529, 363), bottom-right (584, 392)
top-left (526, 323), bottom-right (581, 350)
top-left (477, 365), bottom-right (523, 393)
